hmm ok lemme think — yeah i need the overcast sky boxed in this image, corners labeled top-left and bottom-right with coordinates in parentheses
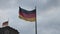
top-left (0, 0), bottom-right (60, 34)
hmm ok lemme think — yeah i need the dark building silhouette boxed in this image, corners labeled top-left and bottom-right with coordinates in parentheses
top-left (0, 26), bottom-right (19, 34)
top-left (0, 21), bottom-right (19, 34)
top-left (0, 28), bottom-right (3, 34)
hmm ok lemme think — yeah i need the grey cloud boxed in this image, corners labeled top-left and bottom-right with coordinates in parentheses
top-left (37, 7), bottom-right (60, 34)
top-left (37, 0), bottom-right (60, 11)
top-left (0, 0), bottom-right (18, 9)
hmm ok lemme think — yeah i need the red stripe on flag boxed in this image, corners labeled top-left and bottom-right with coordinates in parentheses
top-left (19, 11), bottom-right (36, 18)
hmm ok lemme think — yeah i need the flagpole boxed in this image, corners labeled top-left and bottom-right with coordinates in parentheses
top-left (35, 19), bottom-right (37, 34)
top-left (35, 7), bottom-right (37, 34)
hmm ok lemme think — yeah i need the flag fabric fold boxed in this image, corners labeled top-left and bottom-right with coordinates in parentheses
top-left (19, 7), bottom-right (36, 22)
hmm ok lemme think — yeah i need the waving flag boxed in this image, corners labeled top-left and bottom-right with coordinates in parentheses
top-left (19, 7), bottom-right (36, 22)
top-left (2, 21), bottom-right (8, 26)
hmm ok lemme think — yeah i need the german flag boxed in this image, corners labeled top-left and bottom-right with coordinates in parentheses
top-left (19, 7), bottom-right (36, 22)
top-left (2, 21), bottom-right (8, 26)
